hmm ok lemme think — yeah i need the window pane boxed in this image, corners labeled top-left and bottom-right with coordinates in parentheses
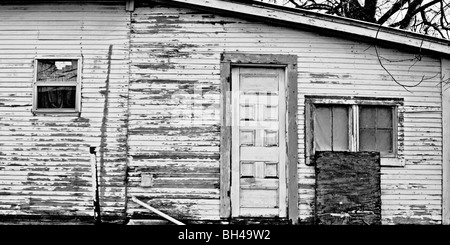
top-left (314, 107), bottom-right (332, 151)
top-left (359, 129), bottom-right (376, 151)
top-left (377, 129), bottom-right (393, 153)
top-left (332, 106), bottom-right (349, 151)
top-left (37, 86), bottom-right (76, 109)
top-left (37, 59), bottom-right (78, 82)
top-left (359, 106), bottom-right (376, 128)
top-left (359, 106), bottom-right (395, 154)
top-left (377, 107), bottom-right (392, 128)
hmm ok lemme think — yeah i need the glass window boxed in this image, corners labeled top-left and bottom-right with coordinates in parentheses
top-left (359, 106), bottom-right (394, 154)
top-left (33, 58), bottom-right (81, 113)
top-left (305, 97), bottom-right (400, 165)
top-left (37, 86), bottom-right (76, 109)
top-left (314, 105), bottom-right (349, 151)
top-left (37, 60), bottom-right (78, 82)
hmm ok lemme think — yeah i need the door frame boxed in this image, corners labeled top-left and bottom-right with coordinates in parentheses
top-left (219, 53), bottom-right (298, 224)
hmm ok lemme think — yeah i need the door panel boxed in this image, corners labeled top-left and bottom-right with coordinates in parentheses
top-left (240, 190), bottom-right (279, 207)
top-left (240, 147), bottom-right (279, 162)
top-left (239, 74), bottom-right (279, 92)
top-left (231, 67), bottom-right (286, 218)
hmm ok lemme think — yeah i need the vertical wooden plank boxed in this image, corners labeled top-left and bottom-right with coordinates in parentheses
top-left (442, 57), bottom-right (450, 225)
top-left (348, 105), bottom-right (354, 151)
top-left (220, 60), bottom-right (231, 218)
top-left (230, 67), bottom-right (240, 217)
top-left (278, 68), bottom-right (287, 218)
top-left (304, 99), bottom-right (312, 166)
top-left (352, 105), bottom-right (359, 151)
top-left (392, 106), bottom-right (399, 157)
top-left (32, 59), bottom-right (38, 112)
top-left (286, 57), bottom-right (299, 224)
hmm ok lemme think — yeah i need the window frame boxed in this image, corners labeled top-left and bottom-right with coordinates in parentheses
top-left (32, 56), bottom-right (82, 114)
top-left (305, 96), bottom-right (402, 165)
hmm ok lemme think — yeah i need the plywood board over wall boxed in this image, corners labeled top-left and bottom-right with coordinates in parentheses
top-left (315, 151), bottom-right (381, 225)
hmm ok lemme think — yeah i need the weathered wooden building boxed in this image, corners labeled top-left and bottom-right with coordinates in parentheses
top-left (1, 0), bottom-right (450, 225)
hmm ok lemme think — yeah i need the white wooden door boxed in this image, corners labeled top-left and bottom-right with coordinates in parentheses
top-left (231, 67), bottom-right (287, 218)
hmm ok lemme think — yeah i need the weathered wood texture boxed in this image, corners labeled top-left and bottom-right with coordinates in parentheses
top-left (126, 3), bottom-right (222, 221)
top-left (127, 3), bottom-right (443, 224)
top-left (0, 0), bottom-right (130, 221)
top-left (0, 0), bottom-right (444, 225)
top-left (442, 58), bottom-right (450, 225)
top-left (315, 151), bottom-right (381, 225)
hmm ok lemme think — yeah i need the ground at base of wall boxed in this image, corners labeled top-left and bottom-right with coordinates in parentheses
top-left (0, 215), bottom-right (128, 225)
top-left (0, 215), bottom-right (95, 225)
top-left (126, 217), bottom-right (293, 225)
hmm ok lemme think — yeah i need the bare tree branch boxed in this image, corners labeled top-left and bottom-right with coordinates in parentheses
top-left (265, 0), bottom-right (449, 39)
top-left (301, 3), bottom-right (334, 11)
top-left (419, 8), bottom-right (446, 38)
top-left (287, 0), bottom-right (303, 8)
top-left (377, 0), bottom-right (409, 25)
top-left (373, 25), bottom-right (434, 92)
top-left (389, 0), bottom-right (424, 29)
top-left (409, 0), bottom-right (441, 17)
top-left (440, 0), bottom-right (450, 31)
top-left (364, 0), bottom-right (378, 22)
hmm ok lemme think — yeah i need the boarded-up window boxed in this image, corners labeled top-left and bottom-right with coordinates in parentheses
top-left (359, 106), bottom-right (394, 154)
top-left (314, 105), bottom-right (349, 151)
top-left (315, 151), bottom-right (381, 225)
top-left (33, 58), bottom-right (81, 113)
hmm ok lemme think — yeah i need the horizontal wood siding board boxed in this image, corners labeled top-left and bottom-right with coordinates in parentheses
top-left (127, 3), bottom-right (222, 221)
top-left (126, 4), bottom-right (443, 224)
top-left (149, 0), bottom-right (450, 57)
top-left (0, 0), bottom-right (129, 221)
top-left (442, 58), bottom-right (450, 224)
top-left (1, 1), bottom-right (445, 224)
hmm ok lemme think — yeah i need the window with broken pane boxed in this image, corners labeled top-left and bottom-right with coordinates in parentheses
top-left (34, 58), bottom-right (80, 112)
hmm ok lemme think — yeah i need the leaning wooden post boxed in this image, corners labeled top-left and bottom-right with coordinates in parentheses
top-left (131, 196), bottom-right (185, 225)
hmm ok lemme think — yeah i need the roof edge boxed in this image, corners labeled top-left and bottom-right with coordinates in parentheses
top-left (150, 0), bottom-right (450, 55)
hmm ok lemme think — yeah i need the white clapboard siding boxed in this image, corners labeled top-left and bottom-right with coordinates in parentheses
top-left (126, 3), bottom-right (443, 224)
top-left (0, 1), bottom-right (130, 219)
top-left (1, 1), bottom-right (444, 224)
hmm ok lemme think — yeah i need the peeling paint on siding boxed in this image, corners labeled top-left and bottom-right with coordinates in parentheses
top-left (0, 0), bottom-right (444, 225)
top-left (0, 0), bottom-right (130, 222)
